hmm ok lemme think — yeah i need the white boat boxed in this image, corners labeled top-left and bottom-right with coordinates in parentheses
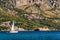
top-left (10, 21), bottom-right (18, 33)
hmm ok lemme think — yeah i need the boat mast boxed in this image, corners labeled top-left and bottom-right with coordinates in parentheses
top-left (11, 21), bottom-right (15, 31)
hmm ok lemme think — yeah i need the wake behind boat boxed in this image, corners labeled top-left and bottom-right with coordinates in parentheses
top-left (10, 21), bottom-right (18, 33)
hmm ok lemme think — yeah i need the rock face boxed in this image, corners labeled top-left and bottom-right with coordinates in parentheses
top-left (0, 0), bottom-right (60, 9)
top-left (48, 0), bottom-right (60, 8)
top-left (0, 0), bottom-right (16, 8)
top-left (12, 0), bottom-right (43, 7)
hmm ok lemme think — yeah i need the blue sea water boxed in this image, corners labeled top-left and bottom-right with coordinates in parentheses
top-left (0, 31), bottom-right (60, 40)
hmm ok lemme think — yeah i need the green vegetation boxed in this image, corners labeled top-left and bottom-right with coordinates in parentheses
top-left (0, 6), bottom-right (41, 30)
top-left (0, 26), bottom-right (10, 31)
top-left (0, 0), bottom-right (60, 30)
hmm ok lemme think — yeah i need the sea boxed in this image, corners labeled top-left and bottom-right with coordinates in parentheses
top-left (0, 31), bottom-right (60, 40)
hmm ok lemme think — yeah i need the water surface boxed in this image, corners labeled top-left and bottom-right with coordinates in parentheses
top-left (0, 31), bottom-right (60, 40)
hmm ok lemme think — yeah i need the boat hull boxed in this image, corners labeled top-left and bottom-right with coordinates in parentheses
top-left (10, 31), bottom-right (18, 33)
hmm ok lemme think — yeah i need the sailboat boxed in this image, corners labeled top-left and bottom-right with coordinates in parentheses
top-left (10, 21), bottom-right (18, 33)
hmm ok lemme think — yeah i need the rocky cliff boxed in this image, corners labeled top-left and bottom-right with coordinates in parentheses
top-left (0, 0), bottom-right (60, 9)
top-left (0, 0), bottom-right (60, 30)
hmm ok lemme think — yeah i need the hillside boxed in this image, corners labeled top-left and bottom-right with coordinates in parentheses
top-left (18, 4), bottom-right (60, 30)
top-left (0, 6), bottom-right (42, 30)
top-left (0, 0), bottom-right (60, 30)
